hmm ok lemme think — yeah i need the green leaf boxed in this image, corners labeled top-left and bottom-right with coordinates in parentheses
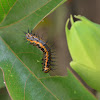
top-left (0, 0), bottom-right (66, 28)
top-left (0, 37), bottom-right (96, 99)
top-left (40, 69), bottom-right (96, 100)
top-left (0, 0), bottom-right (16, 23)
top-left (0, 1), bottom-right (97, 100)
top-left (0, 0), bottom-right (66, 78)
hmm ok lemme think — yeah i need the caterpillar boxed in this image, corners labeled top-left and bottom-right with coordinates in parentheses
top-left (25, 30), bottom-right (53, 73)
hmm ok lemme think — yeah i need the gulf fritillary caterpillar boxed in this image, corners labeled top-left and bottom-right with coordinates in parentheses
top-left (25, 30), bottom-right (54, 73)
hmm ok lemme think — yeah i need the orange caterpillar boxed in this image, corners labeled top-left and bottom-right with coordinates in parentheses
top-left (25, 30), bottom-right (52, 73)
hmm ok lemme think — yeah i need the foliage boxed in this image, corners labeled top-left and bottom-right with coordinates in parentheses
top-left (0, 0), bottom-right (97, 100)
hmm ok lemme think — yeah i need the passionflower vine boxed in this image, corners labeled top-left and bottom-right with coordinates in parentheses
top-left (65, 15), bottom-right (100, 91)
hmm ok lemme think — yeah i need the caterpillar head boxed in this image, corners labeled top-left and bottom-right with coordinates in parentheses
top-left (42, 67), bottom-right (51, 73)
